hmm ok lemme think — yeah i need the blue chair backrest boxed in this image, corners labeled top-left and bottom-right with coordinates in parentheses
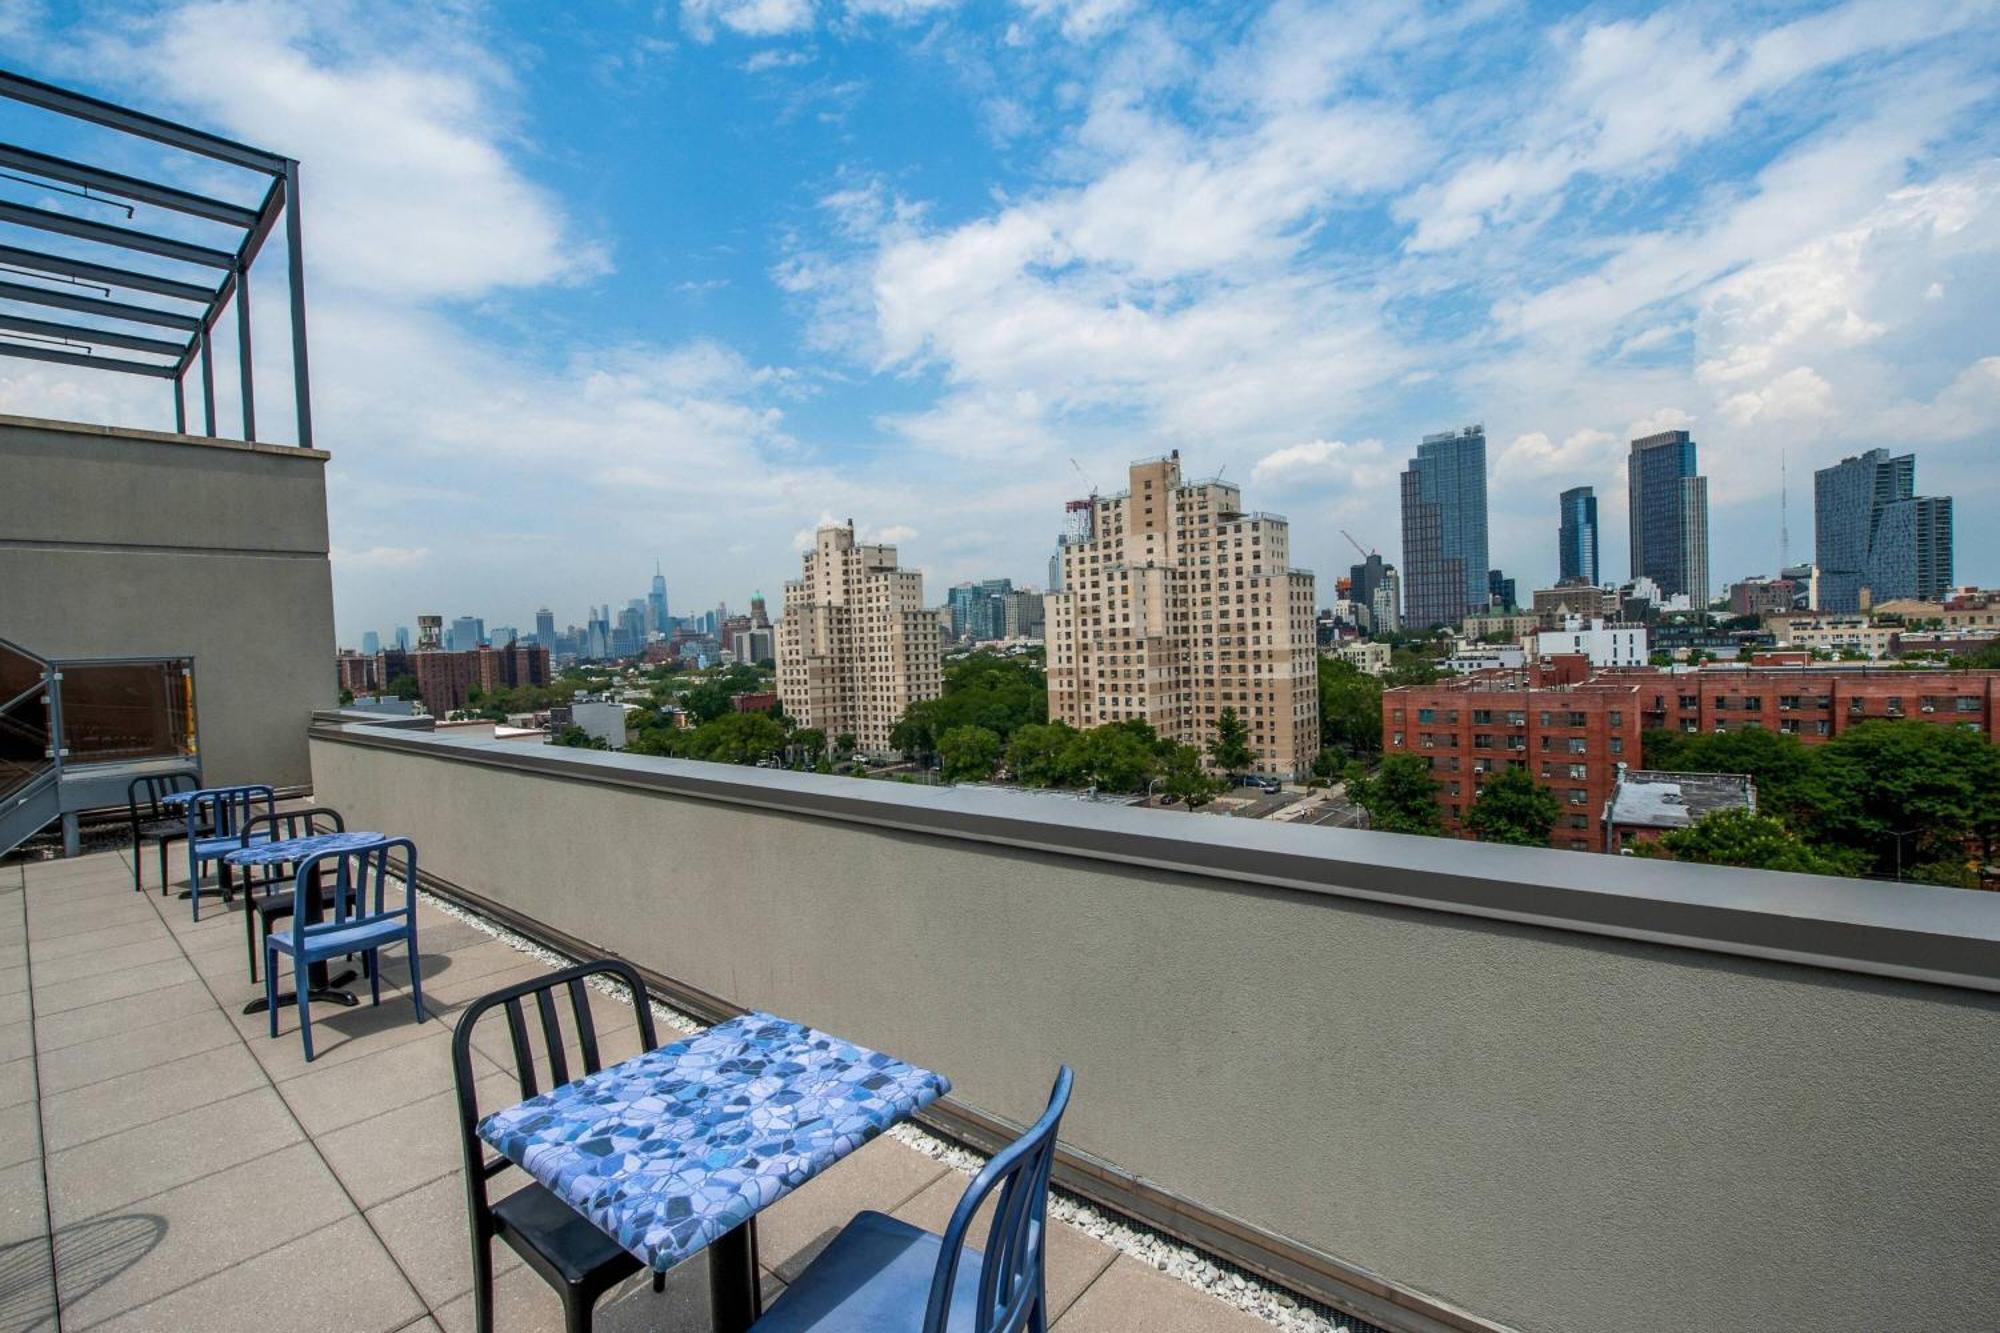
top-left (293, 837), bottom-right (414, 941)
top-left (925, 1067), bottom-right (1073, 1333)
top-left (186, 784), bottom-right (275, 842)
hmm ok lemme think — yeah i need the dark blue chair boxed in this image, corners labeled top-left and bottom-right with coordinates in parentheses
top-left (185, 785), bottom-right (275, 920)
top-left (750, 1067), bottom-right (1074, 1333)
top-left (237, 807), bottom-right (346, 983)
top-left (264, 836), bottom-right (426, 1062)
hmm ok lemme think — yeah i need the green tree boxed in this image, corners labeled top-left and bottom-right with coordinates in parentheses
top-left (338, 687), bottom-right (354, 706)
top-left (1073, 725), bottom-right (1159, 792)
top-left (1643, 727), bottom-right (1817, 817)
top-left (834, 732), bottom-right (858, 758)
top-left (682, 665), bottom-right (766, 723)
top-left (788, 727), bottom-right (827, 767)
top-left (1208, 708), bottom-right (1253, 773)
top-left (1005, 722), bottom-right (1086, 787)
top-left (682, 712), bottom-right (787, 766)
top-left (937, 725), bottom-right (1003, 783)
top-left (1640, 808), bottom-right (1868, 875)
top-left (1317, 658), bottom-right (1383, 760)
top-left (889, 702), bottom-right (941, 761)
top-left (1159, 743), bottom-right (1225, 806)
top-left (386, 672), bottom-right (421, 702)
top-left (1384, 651), bottom-right (1442, 686)
top-left (1345, 754), bottom-right (1444, 835)
top-left (1463, 768), bottom-right (1560, 846)
top-left (1799, 721), bottom-right (2000, 878)
top-left (552, 723), bottom-right (607, 750)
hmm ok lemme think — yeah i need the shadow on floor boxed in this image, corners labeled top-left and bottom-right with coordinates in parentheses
top-left (1, 1213), bottom-right (166, 1332)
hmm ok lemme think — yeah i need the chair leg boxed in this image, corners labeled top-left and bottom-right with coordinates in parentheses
top-left (368, 949), bottom-right (381, 1007)
top-left (559, 1285), bottom-right (592, 1333)
top-left (298, 959), bottom-right (316, 1062)
top-left (471, 1235), bottom-right (496, 1333)
top-left (652, 1270), bottom-right (665, 1294)
top-left (130, 824), bottom-right (142, 891)
top-left (245, 904), bottom-right (261, 983)
top-left (406, 940), bottom-right (427, 1023)
top-left (159, 838), bottom-right (171, 896)
top-left (265, 945), bottom-right (280, 1039)
top-left (188, 852), bottom-right (201, 921)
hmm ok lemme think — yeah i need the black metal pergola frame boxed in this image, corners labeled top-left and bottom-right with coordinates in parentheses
top-left (0, 69), bottom-right (312, 446)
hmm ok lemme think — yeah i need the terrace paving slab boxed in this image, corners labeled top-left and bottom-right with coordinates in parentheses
top-left (10, 848), bottom-right (1317, 1333)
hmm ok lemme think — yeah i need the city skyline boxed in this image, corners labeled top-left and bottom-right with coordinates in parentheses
top-left (3, 2), bottom-right (1994, 645)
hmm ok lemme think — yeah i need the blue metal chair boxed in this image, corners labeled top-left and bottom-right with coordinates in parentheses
top-left (749, 1067), bottom-right (1074, 1333)
top-left (184, 785), bottom-right (275, 920)
top-left (264, 836), bottom-right (426, 1062)
top-left (237, 807), bottom-right (346, 983)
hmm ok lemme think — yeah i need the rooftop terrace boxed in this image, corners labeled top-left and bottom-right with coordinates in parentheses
top-left (3, 841), bottom-right (1306, 1333)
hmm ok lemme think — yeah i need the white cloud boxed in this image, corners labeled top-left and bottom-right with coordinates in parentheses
top-left (845, 0), bottom-right (959, 20)
top-left (73, 1), bottom-right (606, 301)
top-left (744, 47), bottom-right (815, 71)
top-left (1012, 0), bottom-right (1136, 44)
top-left (331, 545), bottom-right (430, 570)
top-left (1250, 438), bottom-right (1394, 488)
top-left (683, 0), bottom-right (816, 42)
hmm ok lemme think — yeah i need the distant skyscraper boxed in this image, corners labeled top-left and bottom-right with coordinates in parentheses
top-left (394, 625), bottom-right (411, 651)
top-left (416, 614), bottom-right (443, 650)
top-left (648, 563), bottom-right (669, 633)
top-left (1487, 569), bottom-right (1516, 610)
top-left (1627, 431), bottom-right (1709, 604)
top-left (489, 625), bottom-right (518, 647)
top-left (534, 607), bottom-right (555, 646)
top-left (1558, 485), bottom-right (1600, 585)
top-left (361, 630), bottom-right (380, 656)
top-left (1348, 554), bottom-right (1397, 634)
top-left (448, 615), bottom-right (484, 653)
top-left (1813, 449), bottom-right (1953, 610)
top-left (1400, 426), bottom-right (1490, 628)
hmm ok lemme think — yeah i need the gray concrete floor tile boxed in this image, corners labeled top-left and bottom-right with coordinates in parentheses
top-left (315, 1070), bottom-right (517, 1210)
top-left (1051, 1255), bottom-right (1274, 1333)
top-left (363, 1171), bottom-right (522, 1311)
top-left (22, 919), bottom-right (166, 964)
top-left (34, 1005), bottom-right (239, 1097)
top-left (0, 964), bottom-right (24, 997)
top-left (758, 1135), bottom-right (950, 1282)
top-left (32, 936), bottom-right (186, 987)
top-left (45, 1086), bottom-right (303, 1226)
top-left (81, 1216), bottom-right (424, 1333)
top-left (0, 1157), bottom-right (48, 1246)
top-left (29, 958), bottom-right (197, 1016)
top-left (891, 1171), bottom-right (1118, 1322)
top-left (24, 902), bottom-right (161, 944)
top-left (39, 1042), bottom-right (264, 1154)
top-left (243, 986), bottom-right (446, 1079)
top-left (0, 1100), bottom-right (42, 1170)
top-left (0, 1019), bottom-right (29, 1065)
top-left (0, 1055), bottom-right (35, 1110)
top-left (276, 1026), bottom-right (457, 1136)
top-left (30, 980), bottom-right (214, 1053)
top-left (0, 1237), bottom-right (56, 1333)
top-left (53, 1141), bottom-right (354, 1329)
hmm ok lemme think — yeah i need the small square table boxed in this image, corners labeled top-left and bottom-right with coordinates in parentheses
top-left (480, 1011), bottom-right (951, 1332)
top-left (225, 831), bottom-right (387, 1015)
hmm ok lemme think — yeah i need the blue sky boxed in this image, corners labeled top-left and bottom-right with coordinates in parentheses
top-left (2, 0), bottom-right (1997, 643)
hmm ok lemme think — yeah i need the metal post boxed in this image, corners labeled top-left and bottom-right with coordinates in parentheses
top-left (235, 261), bottom-right (255, 441)
top-left (173, 374), bottom-right (186, 433)
top-left (199, 323), bottom-right (216, 436)
top-left (283, 159), bottom-right (313, 449)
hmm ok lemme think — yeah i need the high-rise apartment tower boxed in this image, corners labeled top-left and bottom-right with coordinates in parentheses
top-left (1400, 426), bottom-right (1491, 629)
top-left (1627, 431), bottom-right (1709, 604)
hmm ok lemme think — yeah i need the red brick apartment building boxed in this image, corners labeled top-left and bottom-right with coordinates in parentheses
top-left (336, 643), bottom-right (552, 716)
top-left (1385, 663), bottom-right (2000, 852)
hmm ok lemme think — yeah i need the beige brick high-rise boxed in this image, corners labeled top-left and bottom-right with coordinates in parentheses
top-left (778, 521), bottom-right (942, 754)
top-left (1046, 453), bottom-right (1318, 777)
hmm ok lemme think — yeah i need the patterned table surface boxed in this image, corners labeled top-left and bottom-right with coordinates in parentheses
top-left (222, 831), bottom-right (385, 866)
top-left (480, 1012), bottom-right (951, 1272)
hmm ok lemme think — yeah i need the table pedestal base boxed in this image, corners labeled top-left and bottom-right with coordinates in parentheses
top-left (242, 969), bottom-right (360, 1015)
top-left (709, 1219), bottom-right (763, 1333)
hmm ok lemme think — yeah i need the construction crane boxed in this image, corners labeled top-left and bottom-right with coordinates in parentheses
top-left (1069, 458), bottom-right (1097, 496)
top-left (1341, 529), bottom-right (1376, 562)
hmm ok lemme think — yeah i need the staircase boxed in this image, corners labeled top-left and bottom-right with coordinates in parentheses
top-left (0, 637), bottom-right (58, 856)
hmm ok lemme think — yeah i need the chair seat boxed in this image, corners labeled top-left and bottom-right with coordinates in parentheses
top-left (269, 915), bottom-right (410, 960)
top-left (753, 1211), bottom-right (993, 1333)
top-left (492, 1180), bottom-right (644, 1290)
top-left (245, 889), bottom-right (297, 920)
top-left (193, 833), bottom-right (270, 858)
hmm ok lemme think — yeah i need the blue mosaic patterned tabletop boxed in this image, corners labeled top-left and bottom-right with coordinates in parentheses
top-left (222, 831), bottom-right (385, 867)
top-left (479, 1012), bottom-right (951, 1271)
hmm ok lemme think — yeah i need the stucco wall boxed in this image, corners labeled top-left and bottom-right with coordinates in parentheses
top-left (0, 416), bottom-right (334, 787)
top-left (311, 727), bottom-right (2000, 1333)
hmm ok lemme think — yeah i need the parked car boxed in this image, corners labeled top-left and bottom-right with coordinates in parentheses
top-left (1232, 774), bottom-right (1282, 794)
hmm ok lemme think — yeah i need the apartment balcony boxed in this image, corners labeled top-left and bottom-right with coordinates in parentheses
top-left (10, 711), bottom-right (1999, 1333)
